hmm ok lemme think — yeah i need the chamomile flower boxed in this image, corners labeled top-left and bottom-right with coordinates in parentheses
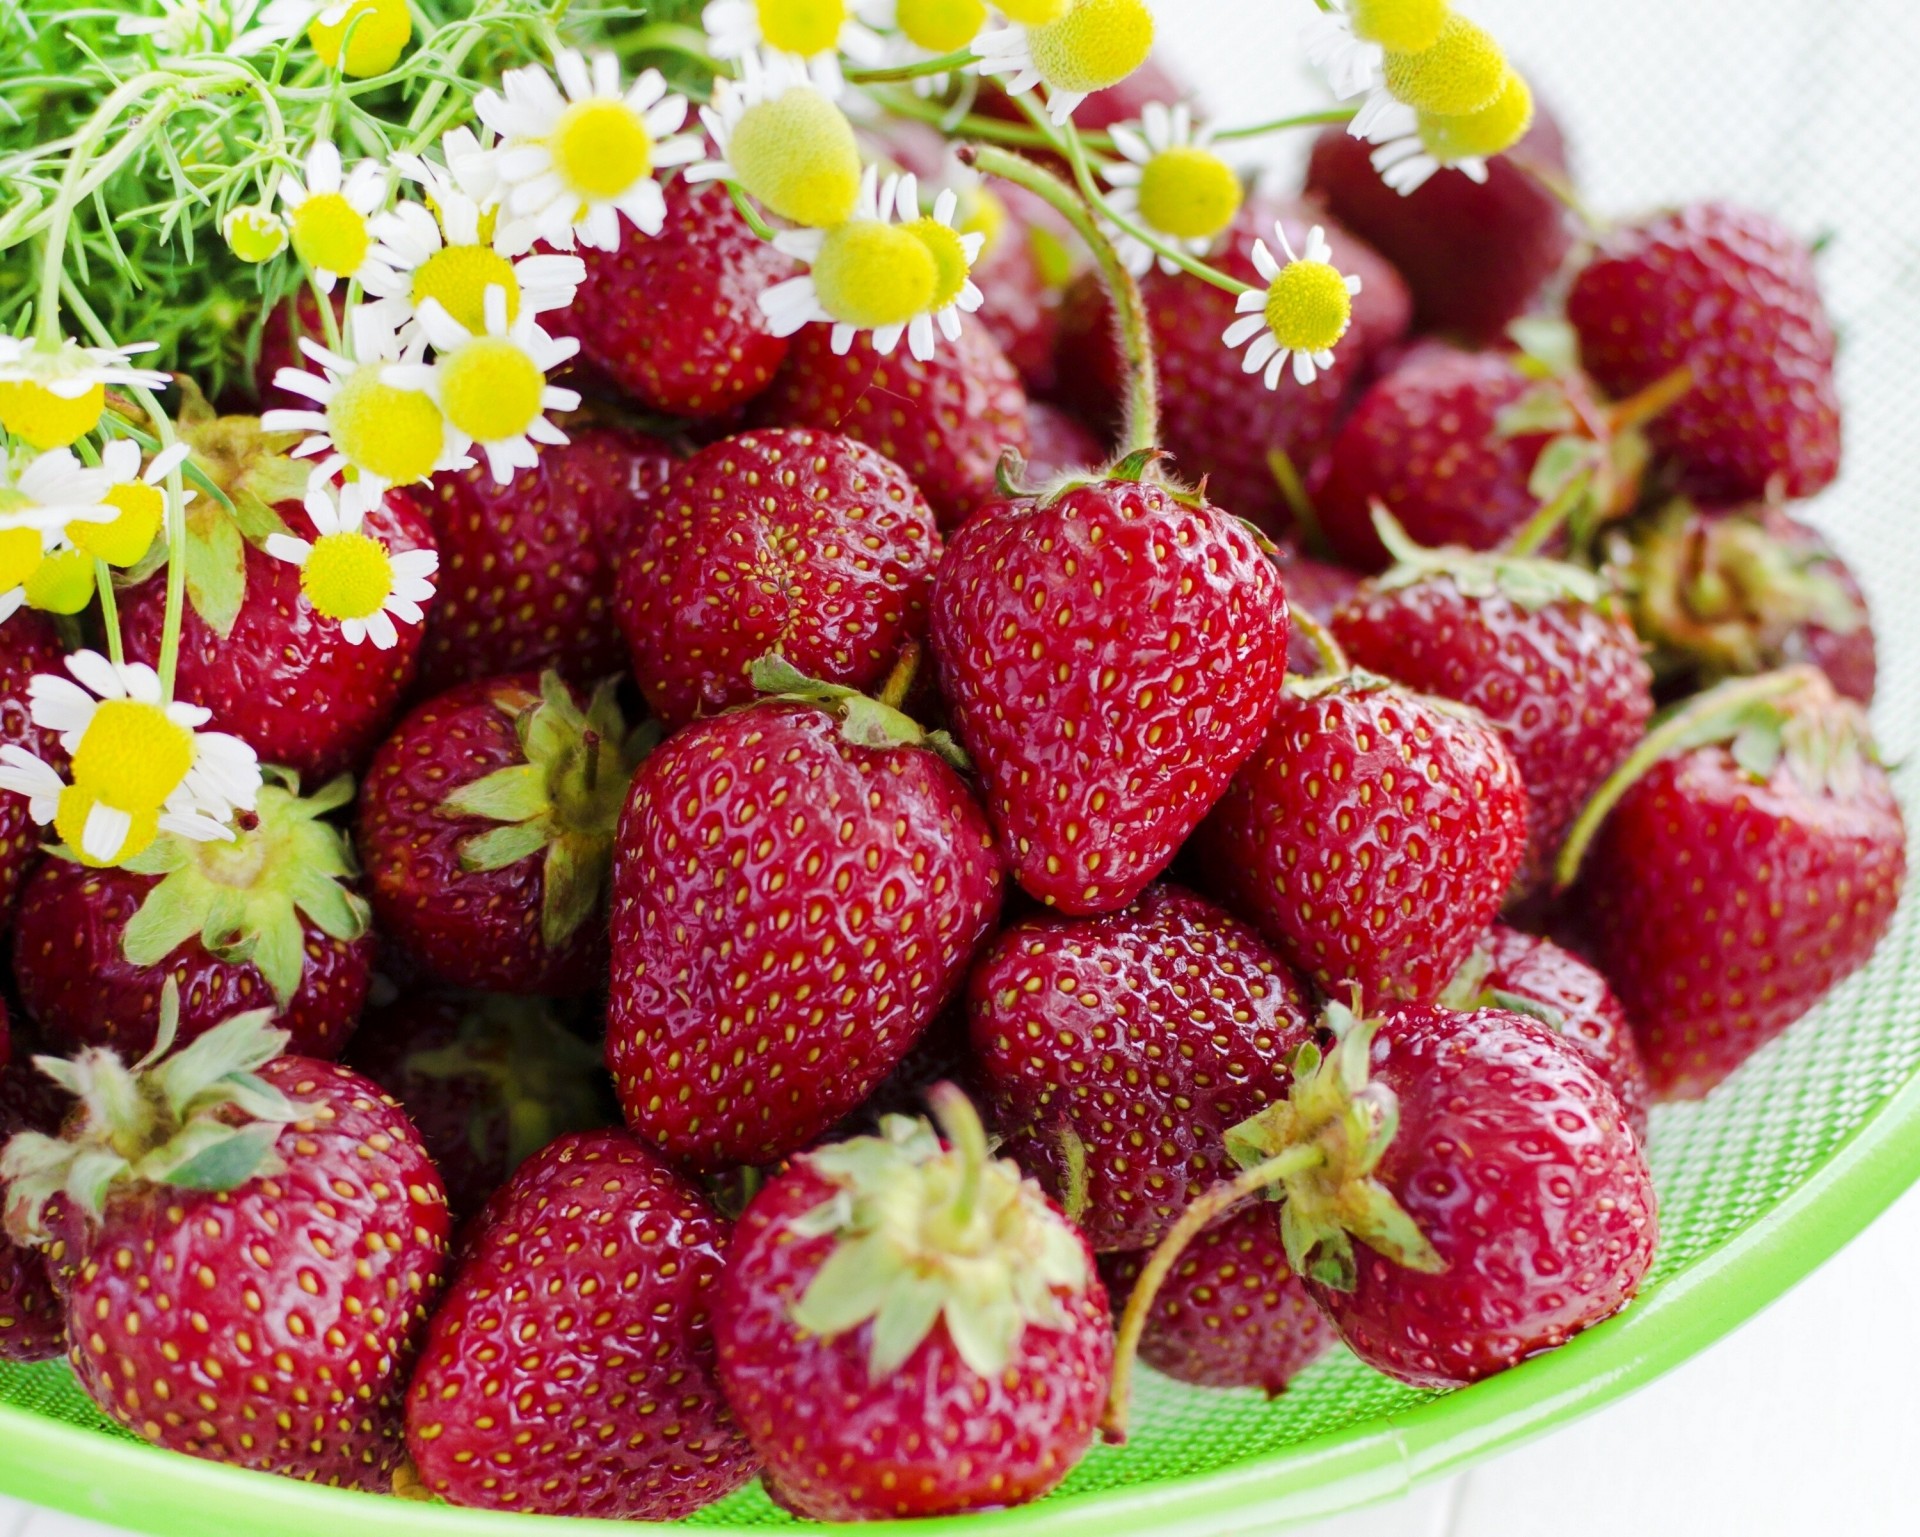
top-left (973, 0), bottom-right (1155, 126)
top-left (71, 441), bottom-right (192, 570)
top-left (1102, 102), bottom-right (1242, 276)
top-left (1300, 0), bottom-right (1448, 101)
top-left (0, 652), bottom-right (260, 867)
top-left (0, 448), bottom-right (120, 622)
top-left (278, 140), bottom-right (386, 292)
top-left (702, 0), bottom-right (884, 96)
top-left (255, 0), bottom-right (413, 76)
top-left (1221, 223), bottom-right (1363, 389)
top-left (0, 338), bottom-right (169, 451)
top-left (474, 50), bottom-right (701, 253)
top-left (687, 50), bottom-right (865, 229)
top-left (265, 479), bottom-right (438, 650)
top-left (866, 0), bottom-right (990, 96)
top-left (118, 0), bottom-right (274, 55)
top-left (388, 287), bottom-right (582, 485)
top-left (1350, 12), bottom-right (1509, 144)
top-left (1368, 66), bottom-right (1535, 194)
top-left (427, 126), bottom-right (513, 213)
top-left (362, 189), bottom-right (585, 339)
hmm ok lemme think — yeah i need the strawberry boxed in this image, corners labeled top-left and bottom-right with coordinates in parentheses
top-left (0, 1004), bottom-right (450, 1485)
top-left (1024, 399), bottom-right (1108, 481)
top-left (1562, 669), bottom-right (1906, 1098)
top-left (751, 322), bottom-right (1031, 530)
top-left (405, 1128), bottom-right (756, 1518)
top-left (713, 1088), bottom-right (1112, 1520)
top-left (0, 1012), bottom-right (67, 1363)
top-left (1271, 541), bottom-right (1360, 675)
top-left (969, 884), bottom-right (1315, 1251)
top-left (616, 428), bottom-right (942, 729)
top-left (356, 673), bottom-right (641, 998)
top-left (1329, 534), bottom-right (1654, 893)
top-left (545, 177), bottom-right (795, 421)
top-left (929, 467), bottom-right (1290, 914)
top-left (1188, 671), bottom-right (1527, 1004)
top-left (0, 610), bottom-right (67, 926)
top-left (1567, 203), bottom-right (1842, 501)
top-left (11, 772), bottom-right (373, 1059)
top-left (248, 290), bottom-right (342, 415)
top-left (415, 423), bottom-right (679, 696)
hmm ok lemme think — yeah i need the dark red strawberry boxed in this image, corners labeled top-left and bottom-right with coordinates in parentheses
top-left (714, 1087), bottom-right (1111, 1520)
top-left (0, 1012), bottom-right (67, 1363)
top-left (969, 884), bottom-right (1315, 1251)
top-left (357, 673), bottom-right (639, 997)
top-left (0, 1010), bottom-right (450, 1484)
top-left (616, 428), bottom-right (941, 729)
top-left (1189, 672), bottom-right (1527, 1004)
top-left (930, 469), bottom-right (1289, 914)
top-left (416, 423), bottom-right (679, 696)
top-left (11, 773), bottom-right (373, 1059)
top-left (824, 1004), bottom-right (973, 1141)
top-left (1024, 400), bottom-right (1107, 481)
top-left (406, 1129), bottom-right (756, 1518)
top-left (1564, 669), bottom-right (1905, 1099)
top-left (545, 178), bottom-right (794, 420)
top-left (1567, 203), bottom-right (1841, 501)
top-left (751, 322), bottom-right (1031, 529)
top-left (0, 610), bottom-right (67, 925)
top-left (248, 290), bottom-right (342, 414)
top-left (1271, 541), bottom-right (1361, 675)
top-left (608, 672), bottom-right (1003, 1171)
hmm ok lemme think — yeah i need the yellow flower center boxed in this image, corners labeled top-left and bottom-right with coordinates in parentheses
top-left (755, 0), bottom-right (849, 56)
top-left (1419, 66), bottom-right (1535, 163)
top-left (302, 529), bottom-right (396, 622)
top-left (72, 481), bottom-right (165, 568)
top-left (904, 218), bottom-right (972, 310)
top-left (224, 206), bottom-right (288, 264)
top-left (728, 90), bottom-right (863, 229)
top-left (55, 784), bottom-right (160, 868)
top-left (0, 381), bottom-right (106, 450)
top-left (327, 365), bottom-right (449, 486)
top-left (550, 99), bottom-right (654, 202)
top-left (0, 524), bottom-right (44, 592)
top-left (1348, 0), bottom-right (1447, 55)
top-left (960, 187), bottom-right (1007, 254)
top-left (308, 0), bottom-right (414, 78)
top-left (897, 0), bottom-right (987, 52)
top-left (24, 547), bottom-right (94, 615)
top-left (289, 192), bottom-right (371, 279)
top-left (440, 338), bottom-right (546, 443)
top-left (1382, 13), bottom-right (1508, 117)
top-left (1135, 144), bottom-right (1242, 242)
top-left (999, 0), bottom-right (1071, 24)
top-left (1264, 260), bottom-right (1353, 354)
top-left (811, 221), bottom-right (938, 330)
top-left (72, 698), bottom-right (195, 810)
top-left (1028, 0), bottom-right (1155, 96)
top-left (412, 245), bottom-right (522, 334)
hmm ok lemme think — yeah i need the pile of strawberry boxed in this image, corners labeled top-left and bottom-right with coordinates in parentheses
top-left (0, 66), bottom-right (1907, 1529)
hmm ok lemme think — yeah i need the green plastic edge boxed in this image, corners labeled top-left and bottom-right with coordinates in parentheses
top-left (5, 1063), bottom-right (1920, 1537)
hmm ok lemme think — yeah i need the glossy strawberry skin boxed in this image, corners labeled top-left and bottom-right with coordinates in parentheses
top-left (406, 1130), bottom-right (756, 1519)
top-left (1101, 1204), bottom-right (1334, 1396)
top-left (415, 424), bottom-right (678, 696)
top-left (970, 884), bottom-right (1315, 1252)
top-left (122, 490), bottom-right (436, 783)
top-left (930, 479), bottom-right (1289, 915)
top-left (1309, 1006), bottom-right (1657, 1389)
top-left (607, 703), bottom-right (1004, 1172)
top-left (1190, 678), bottom-right (1527, 1005)
top-left (0, 1017), bottom-right (68, 1363)
top-left (714, 1157), bottom-right (1112, 1521)
top-left (752, 323), bottom-right (1031, 529)
top-left (1572, 742), bottom-right (1905, 1099)
top-left (11, 858), bottom-right (369, 1060)
top-left (616, 428), bottom-right (942, 728)
top-left (1567, 203), bottom-right (1841, 501)
top-left (545, 179), bottom-right (794, 420)
top-left (62, 1057), bottom-right (449, 1486)
top-left (1332, 572), bottom-right (1654, 893)
top-left (0, 611), bottom-right (68, 925)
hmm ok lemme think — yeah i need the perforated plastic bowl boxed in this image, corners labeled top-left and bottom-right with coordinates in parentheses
top-left (6, 0), bottom-right (1920, 1531)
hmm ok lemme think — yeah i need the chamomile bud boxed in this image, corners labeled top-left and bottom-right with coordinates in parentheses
top-left (308, 0), bottom-right (413, 77)
top-left (1381, 13), bottom-right (1507, 116)
top-left (1349, 0), bottom-right (1448, 54)
top-left (73, 441), bottom-right (191, 569)
top-left (1221, 223), bottom-right (1364, 390)
top-left (223, 205), bottom-right (290, 264)
top-left (24, 548), bottom-right (94, 616)
top-left (689, 51), bottom-right (864, 228)
top-left (974, 0), bottom-right (1155, 125)
top-left (1369, 66), bottom-right (1534, 194)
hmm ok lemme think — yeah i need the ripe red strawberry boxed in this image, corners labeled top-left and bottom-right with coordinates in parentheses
top-left (1189, 672), bottom-right (1527, 1004)
top-left (608, 674), bottom-right (1004, 1171)
top-left (1567, 203), bottom-right (1842, 501)
top-left (751, 322), bottom-right (1031, 529)
top-left (1024, 400), bottom-right (1107, 481)
top-left (969, 884), bottom-right (1315, 1251)
top-left (11, 773), bottom-right (373, 1059)
top-left (930, 471), bottom-right (1289, 914)
top-left (1271, 541), bottom-right (1360, 675)
top-left (357, 673), bottom-right (639, 998)
top-left (0, 1013), bottom-right (67, 1363)
top-left (1564, 669), bottom-right (1905, 1098)
top-left (616, 428), bottom-right (942, 729)
top-left (0, 1009), bottom-right (450, 1484)
top-left (714, 1088), bottom-right (1112, 1520)
top-left (406, 1129), bottom-right (756, 1518)
top-left (248, 290), bottom-right (342, 414)
top-left (415, 423), bottom-right (679, 696)
top-left (1330, 540), bottom-right (1654, 893)
top-left (544, 178), bottom-right (795, 420)
top-left (0, 610), bottom-right (67, 925)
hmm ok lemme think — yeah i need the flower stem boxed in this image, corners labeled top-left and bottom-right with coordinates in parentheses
top-left (95, 561), bottom-right (124, 666)
top-left (1214, 107), bottom-right (1357, 141)
top-left (728, 184), bottom-right (777, 243)
top-left (846, 49), bottom-right (977, 84)
top-left (864, 87), bottom-right (1117, 152)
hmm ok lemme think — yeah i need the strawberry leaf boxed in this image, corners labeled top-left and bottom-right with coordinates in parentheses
top-left (441, 763), bottom-right (549, 824)
top-left (183, 498), bottom-right (247, 638)
top-left (460, 820), bottom-right (551, 873)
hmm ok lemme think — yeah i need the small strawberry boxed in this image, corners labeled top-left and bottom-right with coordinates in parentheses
top-left (0, 1000), bottom-right (450, 1484)
top-left (1271, 541), bottom-right (1360, 675)
top-left (0, 1011), bottom-right (67, 1363)
top-left (1567, 203), bottom-right (1842, 501)
top-left (714, 1087), bottom-right (1112, 1520)
top-left (1024, 400), bottom-right (1108, 481)
top-left (929, 466), bottom-right (1290, 914)
top-left (0, 610), bottom-right (67, 925)
top-left (616, 428), bottom-right (942, 729)
top-left (1562, 669), bottom-right (1906, 1099)
top-left (969, 883), bottom-right (1315, 1252)
top-left (11, 771), bottom-right (373, 1059)
top-left (357, 672), bottom-right (641, 997)
top-left (751, 322), bottom-right (1031, 529)
top-left (405, 1129), bottom-right (757, 1518)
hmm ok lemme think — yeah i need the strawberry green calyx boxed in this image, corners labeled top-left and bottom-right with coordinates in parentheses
top-left (789, 1083), bottom-right (1090, 1381)
top-left (750, 653), bottom-right (971, 769)
top-left (1370, 504), bottom-right (1610, 612)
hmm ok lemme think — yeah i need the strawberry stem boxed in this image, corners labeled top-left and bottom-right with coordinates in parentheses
top-left (1266, 446), bottom-right (1330, 557)
top-left (927, 1082), bottom-right (988, 1239)
top-left (1605, 364), bottom-right (1693, 436)
top-left (1504, 466), bottom-right (1594, 557)
top-left (877, 642), bottom-right (921, 712)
